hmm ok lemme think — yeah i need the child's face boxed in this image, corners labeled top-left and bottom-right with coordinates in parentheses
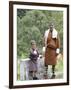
top-left (32, 44), bottom-right (36, 49)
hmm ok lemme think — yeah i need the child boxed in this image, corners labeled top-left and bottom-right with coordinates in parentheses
top-left (28, 40), bottom-right (39, 80)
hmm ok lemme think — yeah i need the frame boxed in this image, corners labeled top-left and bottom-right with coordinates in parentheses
top-left (9, 1), bottom-right (69, 88)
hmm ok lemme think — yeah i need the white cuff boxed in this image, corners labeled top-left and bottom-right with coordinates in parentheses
top-left (56, 48), bottom-right (60, 54)
top-left (42, 47), bottom-right (45, 52)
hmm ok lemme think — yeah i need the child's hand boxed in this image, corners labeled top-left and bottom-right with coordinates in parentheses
top-left (39, 55), bottom-right (43, 59)
top-left (33, 50), bottom-right (37, 54)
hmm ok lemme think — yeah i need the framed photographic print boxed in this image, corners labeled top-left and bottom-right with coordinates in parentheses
top-left (9, 1), bottom-right (69, 88)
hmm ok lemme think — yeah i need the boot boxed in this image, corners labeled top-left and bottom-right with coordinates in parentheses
top-left (33, 77), bottom-right (38, 80)
top-left (51, 65), bottom-right (56, 79)
top-left (51, 74), bottom-right (56, 79)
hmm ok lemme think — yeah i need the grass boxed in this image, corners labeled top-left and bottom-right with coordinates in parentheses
top-left (55, 58), bottom-right (63, 72)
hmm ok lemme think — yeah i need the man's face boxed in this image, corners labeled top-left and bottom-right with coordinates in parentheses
top-left (49, 24), bottom-right (54, 32)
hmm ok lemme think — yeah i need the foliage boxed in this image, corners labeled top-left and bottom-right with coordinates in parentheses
top-left (17, 9), bottom-right (63, 58)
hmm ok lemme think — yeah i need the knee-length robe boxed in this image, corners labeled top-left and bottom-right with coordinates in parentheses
top-left (45, 31), bottom-right (60, 66)
top-left (28, 48), bottom-right (39, 72)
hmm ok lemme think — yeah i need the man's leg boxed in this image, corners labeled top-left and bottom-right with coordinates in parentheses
top-left (44, 65), bottom-right (48, 79)
top-left (45, 65), bottom-right (48, 75)
top-left (51, 65), bottom-right (56, 79)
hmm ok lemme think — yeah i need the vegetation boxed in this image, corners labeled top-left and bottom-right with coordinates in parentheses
top-left (17, 9), bottom-right (63, 59)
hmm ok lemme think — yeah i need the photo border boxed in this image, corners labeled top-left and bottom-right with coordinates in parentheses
top-left (9, 1), bottom-right (69, 89)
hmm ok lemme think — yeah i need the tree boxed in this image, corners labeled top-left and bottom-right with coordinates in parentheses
top-left (17, 9), bottom-right (63, 58)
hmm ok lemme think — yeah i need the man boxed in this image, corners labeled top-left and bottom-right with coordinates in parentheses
top-left (44, 22), bottom-right (60, 79)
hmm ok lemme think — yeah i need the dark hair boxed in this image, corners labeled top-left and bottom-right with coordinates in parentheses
top-left (30, 40), bottom-right (36, 45)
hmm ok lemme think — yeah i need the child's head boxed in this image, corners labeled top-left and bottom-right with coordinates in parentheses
top-left (31, 40), bottom-right (36, 49)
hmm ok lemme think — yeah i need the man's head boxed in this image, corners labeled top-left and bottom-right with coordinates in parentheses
top-left (49, 22), bottom-right (54, 32)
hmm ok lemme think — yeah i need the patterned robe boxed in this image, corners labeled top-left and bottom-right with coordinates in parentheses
top-left (28, 48), bottom-right (39, 72)
top-left (45, 31), bottom-right (60, 66)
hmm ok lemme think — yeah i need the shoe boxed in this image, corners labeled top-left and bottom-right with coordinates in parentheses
top-left (43, 74), bottom-right (48, 79)
top-left (33, 77), bottom-right (39, 80)
top-left (51, 75), bottom-right (56, 79)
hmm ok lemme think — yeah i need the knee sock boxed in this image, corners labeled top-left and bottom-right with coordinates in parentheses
top-left (45, 65), bottom-right (48, 75)
top-left (52, 65), bottom-right (55, 75)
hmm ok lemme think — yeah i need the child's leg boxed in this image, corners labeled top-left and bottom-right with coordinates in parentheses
top-left (32, 71), bottom-right (38, 80)
top-left (32, 71), bottom-right (36, 77)
top-left (29, 71), bottom-right (33, 80)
